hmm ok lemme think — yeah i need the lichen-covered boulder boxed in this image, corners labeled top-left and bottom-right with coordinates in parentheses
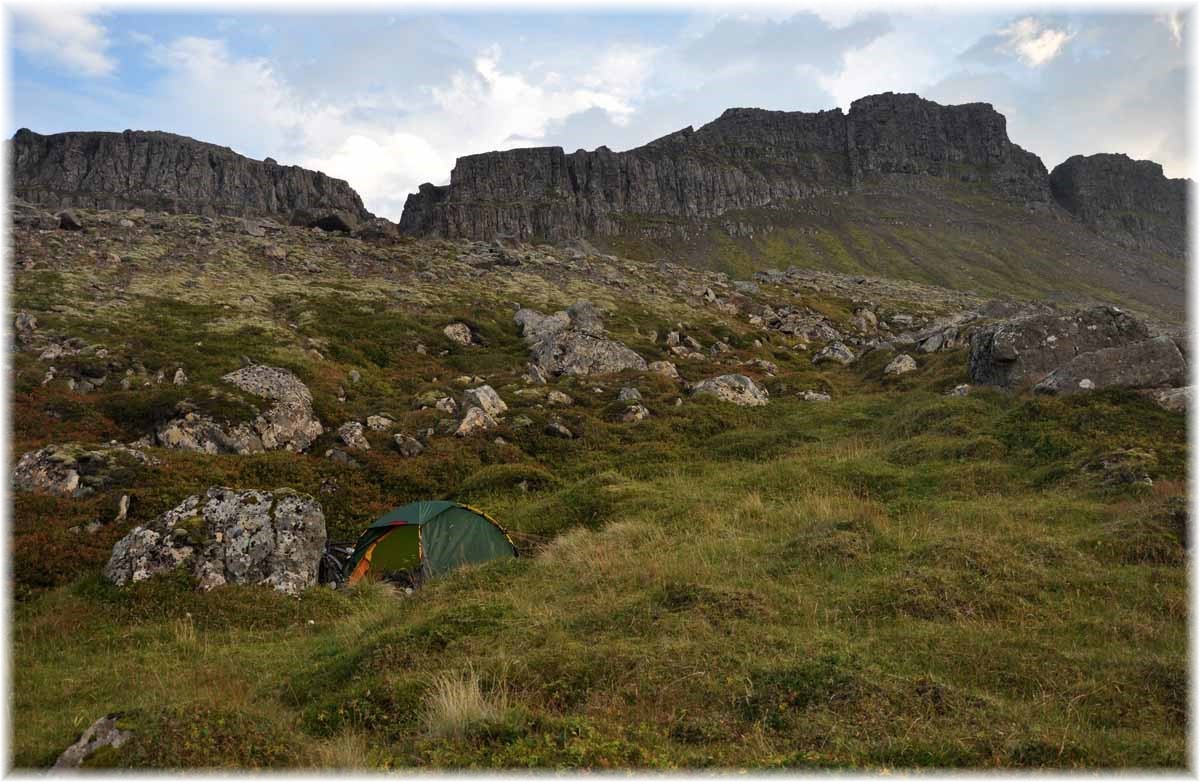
top-left (884, 354), bottom-right (918, 376)
top-left (462, 384), bottom-right (508, 417)
top-left (103, 487), bottom-right (326, 595)
top-left (516, 301), bottom-right (647, 377)
top-left (156, 365), bottom-right (323, 454)
top-left (689, 374), bottom-right (769, 406)
top-left (812, 342), bottom-right (856, 366)
top-left (456, 406), bottom-right (498, 437)
top-left (338, 421), bottom-right (371, 450)
top-left (13, 443), bottom-right (154, 498)
top-left (1141, 386), bottom-right (1191, 413)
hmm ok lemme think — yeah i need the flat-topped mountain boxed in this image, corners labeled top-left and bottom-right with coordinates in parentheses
top-left (399, 92), bottom-right (1052, 239)
top-left (10, 128), bottom-right (373, 226)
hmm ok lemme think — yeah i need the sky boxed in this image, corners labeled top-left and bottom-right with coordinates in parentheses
top-left (7, 3), bottom-right (1191, 221)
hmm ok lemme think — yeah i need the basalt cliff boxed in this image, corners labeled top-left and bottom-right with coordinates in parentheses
top-left (10, 128), bottom-right (373, 227)
top-left (397, 92), bottom-right (1187, 262)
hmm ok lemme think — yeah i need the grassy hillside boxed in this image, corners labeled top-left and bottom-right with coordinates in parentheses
top-left (598, 177), bottom-right (1185, 326)
top-left (9, 210), bottom-right (1187, 769)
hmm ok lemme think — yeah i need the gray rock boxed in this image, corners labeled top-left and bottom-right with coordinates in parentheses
top-left (968, 306), bottom-right (1150, 388)
top-left (13, 443), bottom-right (154, 498)
top-left (338, 421), bottom-right (371, 450)
top-left (547, 389), bottom-right (574, 406)
top-left (517, 302), bottom-right (646, 377)
top-left (812, 342), bottom-right (856, 366)
top-left (366, 414), bottom-right (394, 431)
top-left (103, 487), bottom-right (326, 595)
top-left (884, 354), bottom-right (917, 375)
top-left (443, 322), bottom-right (474, 346)
top-left (799, 390), bottom-right (832, 402)
top-left (53, 714), bottom-right (132, 769)
top-left (463, 384), bottom-right (508, 417)
top-left (57, 209), bottom-right (82, 230)
top-left (690, 374), bottom-right (769, 406)
top-left (12, 128), bottom-right (372, 224)
top-left (617, 387), bottom-right (642, 402)
top-left (172, 367), bottom-right (188, 385)
top-left (1033, 336), bottom-right (1188, 395)
top-left (393, 434), bottom-right (425, 457)
top-left (545, 421), bottom-right (574, 439)
top-left (456, 406), bottom-right (498, 437)
top-left (647, 360), bottom-right (680, 380)
top-left (1140, 386), bottom-right (1190, 413)
top-left (621, 404), bottom-right (651, 422)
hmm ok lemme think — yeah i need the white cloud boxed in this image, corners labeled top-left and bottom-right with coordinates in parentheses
top-left (996, 17), bottom-right (1074, 67)
top-left (13, 6), bottom-right (116, 77)
top-left (820, 31), bottom-right (941, 110)
top-left (128, 36), bottom-right (652, 220)
top-left (1160, 11), bottom-right (1184, 47)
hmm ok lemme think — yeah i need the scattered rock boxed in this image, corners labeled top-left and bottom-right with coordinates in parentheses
top-left (103, 487), bottom-right (326, 595)
top-left (617, 387), bottom-right (642, 402)
top-left (172, 367), bottom-right (188, 385)
top-left (799, 390), bottom-right (832, 402)
top-left (545, 421), bottom-right (574, 439)
top-left (366, 414), bottom-right (394, 431)
top-left (884, 354), bottom-right (918, 376)
top-left (515, 301), bottom-right (647, 377)
top-left (57, 210), bottom-right (82, 230)
top-left (13, 443), bottom-right (154, 498)
top-left (393, 434), bottom-right (425, 457)
top-left (648, 360), bottom-right (680, 380)
top-left (690, 374), bottom-right (769, 406)
top-left (53, 714), bottom-right (132, 769)
top-left (812, 342), bottom-right (856, 366)
top-left (463, 384), bottom-right (508, 417)
top-left (946, 384), bottom-right (972, 397)
top-left (337, 421), bottom-right (370, 450)
top-left (456, 406), bottom-right (498, 437)
top-left (621, 404), bottom-right (651, 422)
top-left (1140, 386), bottom-right (1190, 413)
top-left (443, 322), bottom-right (474, 346)
top-left (547, 390), bottom-right (574, 406)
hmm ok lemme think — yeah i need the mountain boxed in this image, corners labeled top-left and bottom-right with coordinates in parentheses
top-left (397, 92), bottom-right (1187, 322)
top-left (398, 92), bottom-right (1052, 238)
top-left (9, 128), bottom-right (373, 226)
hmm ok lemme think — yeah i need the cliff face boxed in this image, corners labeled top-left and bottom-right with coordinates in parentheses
top-left (1049, 153), bottom-right (1188, 256)
top-left (10, 128), bottom-right (373, 223)
top-left (398, 92), bottom-right (1053, 240)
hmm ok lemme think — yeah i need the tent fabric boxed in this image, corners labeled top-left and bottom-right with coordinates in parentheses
top-left (344, 501), bottom-right (516, 585)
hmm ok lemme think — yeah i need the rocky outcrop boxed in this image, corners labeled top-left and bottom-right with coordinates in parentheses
top-left (103, 487), bottom-right (326, 595)
top-left (10, 128), bottom-right (373, 225)
top-left (400, 92), bottom-right (1051, 241)
top-left (1049, 153), bottom-right (1188, 256)
top-left (968, 306), bottom-right (1152, 389)
top-left (13, 443), bottom-right (154, 498)
top-left (515, 301), bottom-right (646, 377)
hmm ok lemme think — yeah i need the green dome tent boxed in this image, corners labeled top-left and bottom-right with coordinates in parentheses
top-left (344, 500), bottom-right (517, 586)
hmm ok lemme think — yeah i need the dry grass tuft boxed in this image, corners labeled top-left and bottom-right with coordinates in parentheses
top-left (423, 667), bottom-right (510, 739)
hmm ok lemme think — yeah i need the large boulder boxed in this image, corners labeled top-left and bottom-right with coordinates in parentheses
top-left (968, 306), bottom-right (1151, 388)
top-left (689, 374), bottom-right (769, 406)
top-left (13, 443), bottom-right (154, 498)
top-left (462, 384), bottom-right (508, 417)
top-left (156, 366), bottom-right (323, 454)
top-left (516, 301), bottom-right (646, 377)
top-left (1033, 336), bottom-right (1188, 395)
top-left (103, 487), bottom-right (326, 595)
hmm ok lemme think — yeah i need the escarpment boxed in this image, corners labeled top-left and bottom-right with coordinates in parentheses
top-left (10, 128), bottom-right (374, 225)
top-left (398, 92), bottom-right (1055, 241)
